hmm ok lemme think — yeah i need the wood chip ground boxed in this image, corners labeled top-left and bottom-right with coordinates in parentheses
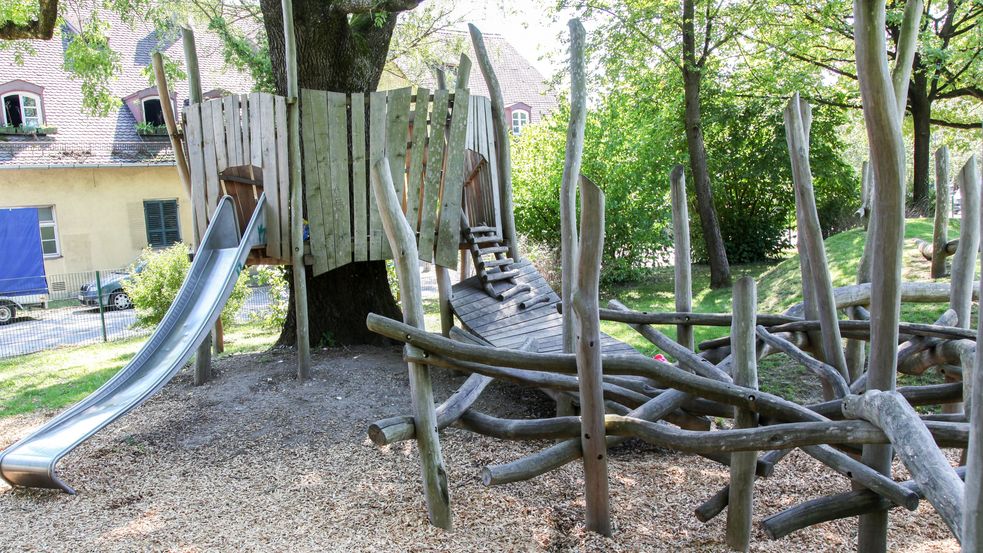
top-left (0, 346), bottom-right (958, 552)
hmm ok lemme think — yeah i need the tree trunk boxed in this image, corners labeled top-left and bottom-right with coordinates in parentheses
top-left (262, 0), bottom-right (402, 347)
top-left (681, 0), bottom-right (731, 288)
top-left (909, 71), bottom-right (932, 216)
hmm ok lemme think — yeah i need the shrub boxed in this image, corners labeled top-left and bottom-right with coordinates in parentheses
top-left (124, 243), bottom-right (250, 328)
top-left (250, 265), bottom-right (288, 329)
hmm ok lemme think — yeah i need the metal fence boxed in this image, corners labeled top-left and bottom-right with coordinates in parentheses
top-left (0, 268), bottom-right (273, 359)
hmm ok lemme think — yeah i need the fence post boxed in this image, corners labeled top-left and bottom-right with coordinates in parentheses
top-left (95, 270), bottom-right (108, 342)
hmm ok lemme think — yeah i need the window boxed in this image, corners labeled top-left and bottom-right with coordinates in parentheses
top-left (511, 109), bottom-right (530, 135)
top-left (144, 200), bottom-right (181, 248)
top-left (142, 96), bottom-right (165, 126)
top-left (37, 206), bottom-right (59, 257)
top-left (2, 92), bottom-right (43, 128)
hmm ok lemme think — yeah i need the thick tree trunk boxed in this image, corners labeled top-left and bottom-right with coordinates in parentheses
top-left (262, 0), bottom-right (402, 347)
top-left (909, 72), bottom-right (932, 216)
top-left (681, 0), bottom-right (731, 289)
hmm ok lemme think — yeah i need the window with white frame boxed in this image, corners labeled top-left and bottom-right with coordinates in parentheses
top-left (2, 92), bottom-right (43, 128)
top-left (142, 96), bottom-right (165, 126)
top-left (37, 206), bottom-right (59, 257)
top-left (511, 109), bottom-right (530, 135)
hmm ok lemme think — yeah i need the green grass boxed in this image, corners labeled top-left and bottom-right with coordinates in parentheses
top-left (0, 322), bottom-right (278, 418)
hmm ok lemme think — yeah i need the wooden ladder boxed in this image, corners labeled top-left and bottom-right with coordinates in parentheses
top-left (462, 218), bottom-right (530, 301)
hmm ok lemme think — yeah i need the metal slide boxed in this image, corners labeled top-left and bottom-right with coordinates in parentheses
top-left (0, 194), bottom-right (266, 493)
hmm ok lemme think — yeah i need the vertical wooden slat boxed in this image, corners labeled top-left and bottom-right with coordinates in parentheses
top-left (223, 95), bottom-right (239, 168)
top-left (727, 277), bottom-right (758, 551)
top-left (310, 89), bottom-right (336, 272)
top-left (417, 90), bottom-right (449, 263)
top-left (210, 99), bottom-right (228, 175)
top-left (434, 89), bottom-right (471, 268)
top-left (249, 92), bottom-right (263, 168)
top-left (200, 100), bottom-right (220, 220)
top-left (300, 90), bottom-right (329, 275)
top-left (386, 87), bottom-right (412, 205)
top-left (183, 104), bottom-right (208, 238)
top-left (351, 92), bottom-right (369, 262)
top-left (260, 93), bottom-right (282, 259)
top-left (240, 94), bottom-right (251, 176)
top-left (274, 96), bottom-right (291, 261)
top-left (369, 90), bottom-right (389, 260)
top-left (327, 92), bottom-right (353, 265)
top-left (406, 87), bottom-right (430, 232)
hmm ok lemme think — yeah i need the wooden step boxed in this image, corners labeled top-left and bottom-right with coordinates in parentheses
top-left (473, 234), bottom-right (500, 245)
top-left (478, 246), bottom-right (509, 256)
top-left (479, 257), bottom-right (514, 269)
top-left (484, 269), bottom-right (520, 282)
top-left (467, 225), bottom-right (497, 234)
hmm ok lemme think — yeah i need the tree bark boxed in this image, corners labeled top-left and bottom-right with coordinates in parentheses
top-left (261, 0), bottom-right (404, 346)
top-left (909, 70), bottom-right (932, 215)
top-left (682, 0), bottom-right (730, 288)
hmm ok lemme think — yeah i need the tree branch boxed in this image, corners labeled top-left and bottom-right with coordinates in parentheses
top-left (0, 0), bottom-right (58, 40)
top-left (331, 0), bottom-right (423, 14)
top-left (930, 118), bottom-right (982, 129)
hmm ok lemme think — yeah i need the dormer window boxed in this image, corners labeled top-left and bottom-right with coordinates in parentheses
top-left (511, 109), bottom-right (530, 135)
top-left (142, 96), bottom-right (165, 126)
top-left (2, 92), bottom-right (43, 128)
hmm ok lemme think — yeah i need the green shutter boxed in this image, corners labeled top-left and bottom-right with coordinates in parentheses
top-left (144, 200), bottom-right (181, 247)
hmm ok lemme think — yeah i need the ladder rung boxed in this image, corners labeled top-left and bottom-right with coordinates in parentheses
top-left (467, 225), bottom-right (496, 234)
top-left (485, 269), bottom-right (520, 282)
top-left (473, 235), bottom-right (499, 245)
top-left (480, 257), bottom-right (513, 268)
top-left (478, 246), bottom-right (509, 256)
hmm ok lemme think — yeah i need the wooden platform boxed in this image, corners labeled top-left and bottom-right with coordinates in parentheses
top-left (450, 259), bottom-right (640, 356)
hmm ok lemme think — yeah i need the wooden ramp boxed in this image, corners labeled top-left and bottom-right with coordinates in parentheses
top-left (450, 259), bottom-right (639, 356)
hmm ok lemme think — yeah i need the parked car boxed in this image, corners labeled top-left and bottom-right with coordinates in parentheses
top-left (78, 263), bottom-right (145, 310)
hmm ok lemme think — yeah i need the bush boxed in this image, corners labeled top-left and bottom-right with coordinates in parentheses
top-left (250, 265), bottom-right (288, 329)
top-left (123, 243), bottom-right (250, 328)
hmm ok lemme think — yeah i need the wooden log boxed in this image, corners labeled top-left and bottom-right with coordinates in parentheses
top-left (695, 450), bottom-right (791, 522)
top-left (811, 382), bottom-right (964, 420)
top-left (281, 0), bottom-right (311, 379)
top-left (783, 280), bottom-right (979, 318)
top-left (856, 160), bottom-right (874, 283)
top-left (932, 146), bottom-right (951, 278)
top-left (785, 94), bottom-right (849, 388)
top-left (728, 277), bottom-right (757, 551)
top-left (843, 390), bottom-right (964, 539)
top-left (966, 154), bottom-right (983, 552)
top-left (756, 326), bottom-right (850, 398)
top-left (557, 20), bottom-right (588, 356)
top-left (610, 300), bottom-right (732, 383)
top-left (763, 467), bottom-right (966, 540)
top-left (468, 24), bottom-right (518, 260)
top-left (855, 0), bottom-right (920, 543)
top-left (670, 165), bottom-right (694, 351)
top-left (573, 173), bottom-right (610, 536)
top-left (949, 155), bottom-right (980, 330)
top-left (917, 238), bottom-right (958, 262)
top-left (435, 265), bottom-right (454, 337)
top-left (371, 158), bottom-right (451, 529)
top-left (596, 308), bottom-right (798, 327)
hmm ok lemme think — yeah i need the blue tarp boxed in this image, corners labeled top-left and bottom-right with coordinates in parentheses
top-left (0, 208), bottom-right (48, 296)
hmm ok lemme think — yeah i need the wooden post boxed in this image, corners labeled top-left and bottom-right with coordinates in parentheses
top-left (966, 161), bottom-right (983, 549)
top-left (727, 277), bottom-right (758, 551)
top-left (180, 27), bottom-right (212, 385)
top-left (932, 146), bottom-right (951, 278)
top-left (435, 265), bottom-right (453, 337)
top-left (856, 160), bottom-right (875, 284)
top-left (784, 95), bottom-right (849, 385)
top-left (558, 19), bottom-right (588, 355)
top-left (282, 0), bottom-right (311, 379)
top-left (573, 175), bottom-right (610, 536)
top-left (670, 165), bottom-right (694, 351)
top-left (957, 156), bottom-right (981, 412)
top-left (468, 24), bottom-right (518, 261)
top-left (853, 1), bottom-right (914, 548)
top-left (372, 158), bottom-right (452, 529)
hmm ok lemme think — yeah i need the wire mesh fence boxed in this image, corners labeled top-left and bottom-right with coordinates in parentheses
top-left (0, 268), bottom-right (274, 359)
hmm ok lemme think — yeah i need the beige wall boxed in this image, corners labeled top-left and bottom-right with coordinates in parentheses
top-left (0, 165), bottom-right (193, 276)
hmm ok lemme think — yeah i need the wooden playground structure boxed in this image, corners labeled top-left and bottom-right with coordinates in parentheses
top-left (155, 2), bottom-right (983, 550)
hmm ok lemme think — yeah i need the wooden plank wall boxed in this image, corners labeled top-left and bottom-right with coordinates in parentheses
top-left (301, 86), bottom-right (472, 275)
top-left (464, 96), bottom-right (503, 239)
top-left (183, 92), bottom-right (291, 262)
